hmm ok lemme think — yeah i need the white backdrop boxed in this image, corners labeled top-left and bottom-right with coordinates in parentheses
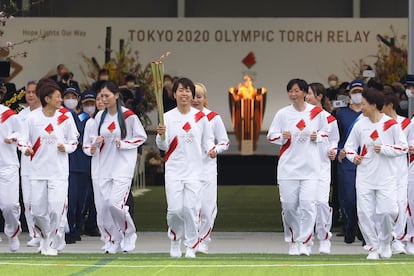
top-left (5, 17), bottom-right (408, 131)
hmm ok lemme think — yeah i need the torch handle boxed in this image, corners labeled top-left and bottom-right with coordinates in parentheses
top-left (151, 62), bottom-right (166, 140)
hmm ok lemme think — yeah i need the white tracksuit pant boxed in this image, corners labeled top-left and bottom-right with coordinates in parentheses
top-left (166, 178), bottom-right (202, 249)
top-left (356, 183), bottom-right (398, 251)
top-left (30, 179), bottom-right (67, 247)
top-left (21, 175), bottom-right (38, 239)
top-left (279, 179), bottom-right (318, 245)
top-left (198, 178), bottom-right (218, 244)
top-left (315, 178), bottom-right (332, 241)
top-left (406, 173), bottom-right (414, 244)
top-left (100, 177), bottom-right (135, 244)
top-left (0, 167), bottom-right (21, 238)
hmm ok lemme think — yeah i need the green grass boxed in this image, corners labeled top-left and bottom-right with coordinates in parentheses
top-left (134, 185), bottom-right (282, 232)
top-left (1, 253), bottom-right (414, 275)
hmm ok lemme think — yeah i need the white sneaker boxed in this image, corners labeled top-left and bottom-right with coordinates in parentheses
top-left (392, 240), bottom-right (406, 254)
top-left (27, 237), bottom-right (41, 247)
top-left (319, 240), bottom-right (331, 254)
top-left (41, 246), bottom-right (58, 256)
top-left (121, 232), bottom-right (137, 252)
top-left (196, 242), bottom-right (209, 254)
top-left (299, 243), bottom-right (311, 256)
top-left (288, 243), bottom-right (299, 255)
top-left (407, 242), bottom-right (414, 255)
top-left (101, 241), bottom-right (111, 251)
top-left (0, 236), bottom-right (2, 242)
top-left (185, 247), bottom-right (196, 258)
top-left (8, 237), bottom-right (20, 252)
top-left (367, 250), bottom-right (379, 260)
top-left (52, 235), bottom-right (66, 251)
top-left (105, 242), bottom-right (121, 254)
top-left (170, 240), bottom-right (182, 258)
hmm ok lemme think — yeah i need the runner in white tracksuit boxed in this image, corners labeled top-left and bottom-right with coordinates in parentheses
top-left (16, 81), bottom-right (42, 247)
top-left (344, 87), bottom-right (407, 260)
top-left (91, 81), bottom-right (147, 254)
top-left (0, 103), bottom-right (22, 252)
top-left (192, 82), bottom-right (230, 253)
top-left (306, 83), bottom-right (339, 254)
top-left (381, 88), bottom-right (414, 254)
top-left (407, 134), bottom-right (414, 254)
top-left (156, 78), bottom-right (215, 259)
top-left (82, 89), bottom-right (108, 250)
top-left (18, 78), bottom-right (78, 256)
top-left (267, 79), bottom-right (329, 256)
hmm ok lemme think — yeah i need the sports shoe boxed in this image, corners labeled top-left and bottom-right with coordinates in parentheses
top-left (319, 240), bottom-right (331, 254)
top-left (344, 231), bottom-right (355, 244)
top-left (41, 246), bottom-right (58, 256)
top-left (27, 237), bottom-right (41, 247)
top-left (8, 237), bottom-right (20, 252)
top-left (185, 247), bottom-right (196, 258)
top-left (366, 250), bottom-right (379, 260)
top-left (101, 241), bottom-right (111, 252)
top-left (196, 242), bottom-right (209, 254)
top-left (105, 242), bottom-right (121, 254)
top-left (379, 241), bottom-right (392, 259)
top-left (288, 243), bottom-right (299, 255)
top-left (299, 243), bottom-right (310, 256)
top-left (392, 240), bottom-right (406, 254)
top-left (121, 232), bottom-right (137, 252)
top-left (0, 236), bottom-right (3, 242)
top-left (52, 234), bottom-right (66, 251)
top-left (170, 240), bottom-right (182, 258)
top-left (407, 242), bottom-right (414, 255)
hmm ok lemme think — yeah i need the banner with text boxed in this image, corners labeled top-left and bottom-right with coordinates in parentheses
top-left (5, 18), bottom-right (408, 130)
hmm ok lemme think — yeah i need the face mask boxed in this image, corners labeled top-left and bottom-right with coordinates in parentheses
top-left (64, 99), bottom-right (78, 110)
top-left (164, 80), bottom-right (172, 90)
top-left (406, 89), bottom-right (413, 98)
top-left (127, 81), bottom-right (135, 88)
top-left (83, 106), bottom-right (96, 116)
top-left (350, 93), bottom-right (362, 104)
top-left (399, 100), bottom-right (408, 111)
top-left (328, 80), bottom-right (337, 88)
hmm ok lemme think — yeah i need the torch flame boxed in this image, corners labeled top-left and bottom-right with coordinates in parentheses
top-left (238, 75), bottom-right (256, 99)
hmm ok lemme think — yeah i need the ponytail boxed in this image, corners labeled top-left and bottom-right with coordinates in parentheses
top-left (97, 109), bottom-right (108, 136)
top-left (117, 99), bottom-right (127, 139)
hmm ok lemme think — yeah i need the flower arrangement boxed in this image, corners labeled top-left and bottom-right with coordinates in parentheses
top-left (347, 25), bottom-right (407, 84)
top-left (374, 25), bottom-right (407, 84)
top-left (80, 41), bottom-right (157, 127)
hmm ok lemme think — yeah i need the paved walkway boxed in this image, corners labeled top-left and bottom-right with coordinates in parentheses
top-left (0, 232), bottom-right (367, 255)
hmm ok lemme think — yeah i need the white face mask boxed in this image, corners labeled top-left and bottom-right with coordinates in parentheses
top-left (406, 88), bottom-right (413, 98)
top-left (83, 106), bottom-right (96, 116)
top-left (64, 99), bottom-right (78, 110)
top-left (350, 93), bottom-right (362, 104)
top-left (328, 80), bottom-right (337, 88)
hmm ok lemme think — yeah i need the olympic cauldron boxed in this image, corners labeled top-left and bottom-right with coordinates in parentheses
top-left (228, 75), bottom-right (267, 154)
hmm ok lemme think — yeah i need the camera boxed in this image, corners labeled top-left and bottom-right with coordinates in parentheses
top-left (332, 99), bottom-right (348, 108)
top-left (362, 70), bottom-right (375, 78)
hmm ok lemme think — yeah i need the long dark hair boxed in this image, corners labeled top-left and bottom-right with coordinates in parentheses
top-left (309, 82), bottom-right (332, 112)
top-left (97, 81), bottom-right (127, 139)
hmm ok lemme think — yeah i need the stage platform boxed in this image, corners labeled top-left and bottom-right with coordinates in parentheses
top-left (217, 153), bottom-right (278, 185)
